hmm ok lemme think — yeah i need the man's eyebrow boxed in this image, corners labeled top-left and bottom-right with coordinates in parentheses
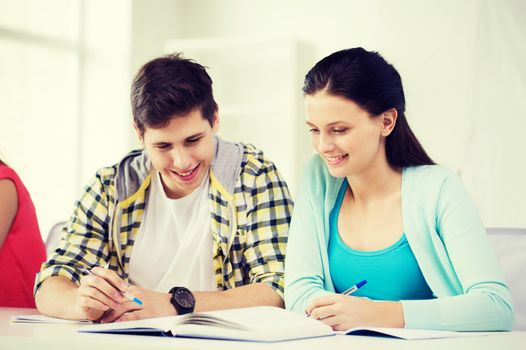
top-left (185, 132), bottom-right (205, 140)
top-left (152, 141), bottom-right (171, 146)
top-left (150, 132), bottom-right (205, 146)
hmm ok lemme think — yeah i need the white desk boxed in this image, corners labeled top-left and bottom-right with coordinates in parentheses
top-left (1, 307), bottom-right (525, 350)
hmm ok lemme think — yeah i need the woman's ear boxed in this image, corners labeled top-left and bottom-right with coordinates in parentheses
top-left (380, 108), bottom-right (398, 137)
top-left (133, 123), bottom-right (145, 146)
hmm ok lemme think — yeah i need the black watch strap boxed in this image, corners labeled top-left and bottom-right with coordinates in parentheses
top-left (169, 287), bottom-right (195, 315)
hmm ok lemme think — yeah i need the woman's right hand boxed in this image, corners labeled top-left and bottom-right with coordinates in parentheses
top-left (74, 267), bottom-right (128, 321)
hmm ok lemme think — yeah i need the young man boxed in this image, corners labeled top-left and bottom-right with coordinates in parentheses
top-left (35, 54), bottom-right (293, 322)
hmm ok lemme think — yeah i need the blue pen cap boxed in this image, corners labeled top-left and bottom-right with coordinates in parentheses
top-left (356, 279), bottom-right (367, 288)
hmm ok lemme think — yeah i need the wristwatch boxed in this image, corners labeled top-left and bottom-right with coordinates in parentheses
top-left (169, 287), bottom-right (195, 315)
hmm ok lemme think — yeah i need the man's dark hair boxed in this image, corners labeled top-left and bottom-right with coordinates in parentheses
top-left (131, 53), bottom-right (217, 135)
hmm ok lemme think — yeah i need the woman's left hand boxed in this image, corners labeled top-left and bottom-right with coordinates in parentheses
top-left (306, 294), bottom-right (404, 331)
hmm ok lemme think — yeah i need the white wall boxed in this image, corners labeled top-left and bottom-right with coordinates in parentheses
top-left (0, 0), bottom-right (134, 237)
top-left (79, 0), bottom-right (133, 186)
top-left (168, 0), bottom-right (526, 227)
top-left (2, 0), bottom-right (525, 236)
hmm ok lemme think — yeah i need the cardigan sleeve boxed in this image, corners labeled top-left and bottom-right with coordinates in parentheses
top-left (284, 162), bottom-right (333, 313)
top-left (402, 171), bottom-right (514, 331)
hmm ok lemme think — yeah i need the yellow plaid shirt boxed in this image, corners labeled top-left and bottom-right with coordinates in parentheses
top-left (35, 141), bottom-right (293, 298)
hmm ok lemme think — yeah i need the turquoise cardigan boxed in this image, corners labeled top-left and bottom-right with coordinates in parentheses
top-left (284, 155), bottom-right (514, 331)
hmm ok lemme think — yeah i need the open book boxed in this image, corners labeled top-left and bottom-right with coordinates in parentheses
top-left (79, 306), bottom-right (479, 342)
top-left (80, 306), bottom-right (331, 342)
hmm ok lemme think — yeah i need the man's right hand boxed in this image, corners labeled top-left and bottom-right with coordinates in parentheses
top-left (74, 267), bottom-right (129, 321)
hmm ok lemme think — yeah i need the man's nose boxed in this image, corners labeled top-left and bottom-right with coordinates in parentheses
top-left (171, 150), bottom-right (192, 170)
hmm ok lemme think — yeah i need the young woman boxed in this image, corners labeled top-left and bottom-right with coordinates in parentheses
top-left (0, 157), bottom-right (47, 307)
top-left (284, 47), bottom-right (514, 331)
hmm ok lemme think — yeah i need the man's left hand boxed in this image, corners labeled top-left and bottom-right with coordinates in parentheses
top-left (98, 286), bottom-right (175, 323)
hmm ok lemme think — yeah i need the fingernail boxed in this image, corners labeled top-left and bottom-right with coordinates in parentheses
top-left (114, 292), bottom-right (121, 299)
top-left (120, 284), bottom-right (128, 292)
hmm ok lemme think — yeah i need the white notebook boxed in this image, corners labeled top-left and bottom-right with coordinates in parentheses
top-left (11, 314), bottom-right (93, 324)
top-left (78, 306), bottom-right (481, 342)
top-left (339, 327), bottom-right (482, 340)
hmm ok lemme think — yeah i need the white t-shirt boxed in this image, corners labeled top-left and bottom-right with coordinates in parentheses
top-left (128, 172), bottom-right (216, 292)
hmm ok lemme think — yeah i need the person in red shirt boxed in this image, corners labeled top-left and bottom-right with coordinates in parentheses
top-left (0, 157), bottom-right (46, 308)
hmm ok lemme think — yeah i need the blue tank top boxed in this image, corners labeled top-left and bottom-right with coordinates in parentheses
top-left (328, 181), bottom-right (435, 301)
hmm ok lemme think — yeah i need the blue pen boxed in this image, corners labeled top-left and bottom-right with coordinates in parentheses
top-left (342, 279), bottom-right (367, 295)
top-left (305, 279), bottom-right (368, 317)
top-left (79, 267), bottom-right (143, 305)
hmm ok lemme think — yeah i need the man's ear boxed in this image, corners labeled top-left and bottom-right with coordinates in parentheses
top-left (133, 123), bottom-right (145, 146)
top-left (380, 108), bottom-right (398, 137)
top-left (212, 109), bottom-right (220, 133)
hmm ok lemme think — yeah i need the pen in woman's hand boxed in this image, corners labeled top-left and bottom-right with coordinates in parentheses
top-left (305, 279), bottom-right (368, 317)
top-left (341, 279), bottom-right (367, 296)
top-left (305, 280), bottom-right (367, 317)
top-left (79, 267), bottom-right (143, 305)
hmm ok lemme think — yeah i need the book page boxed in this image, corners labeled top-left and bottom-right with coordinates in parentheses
top-left (11, 314), bottom-right (93, 325)
top-left (175, 313), bottom-right (248, 330)
top-left (81, 315), bottom-right (177, 332)
top-left (339, 327), bottom-right (484, 340)
top-left (170, 306), bottom-right (333, 341)
top-left (197, 306), bottom-right (321, 331)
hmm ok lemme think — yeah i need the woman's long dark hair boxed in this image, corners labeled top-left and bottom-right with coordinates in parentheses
top-left (303, 47), bottom-right (434, 167)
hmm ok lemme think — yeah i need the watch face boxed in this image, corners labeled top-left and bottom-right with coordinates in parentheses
top-left (174, 288), bottom-right (195, 308)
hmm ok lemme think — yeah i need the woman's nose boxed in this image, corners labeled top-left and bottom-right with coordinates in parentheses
top-left (317, 134), bottom-right (335, 154)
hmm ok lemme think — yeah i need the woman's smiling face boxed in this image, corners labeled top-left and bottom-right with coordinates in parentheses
top-left (305, 91), bottom-right (387, 178)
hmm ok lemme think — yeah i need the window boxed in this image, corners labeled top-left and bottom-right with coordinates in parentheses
top-left (0, 0), bottom-right (82, 237)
